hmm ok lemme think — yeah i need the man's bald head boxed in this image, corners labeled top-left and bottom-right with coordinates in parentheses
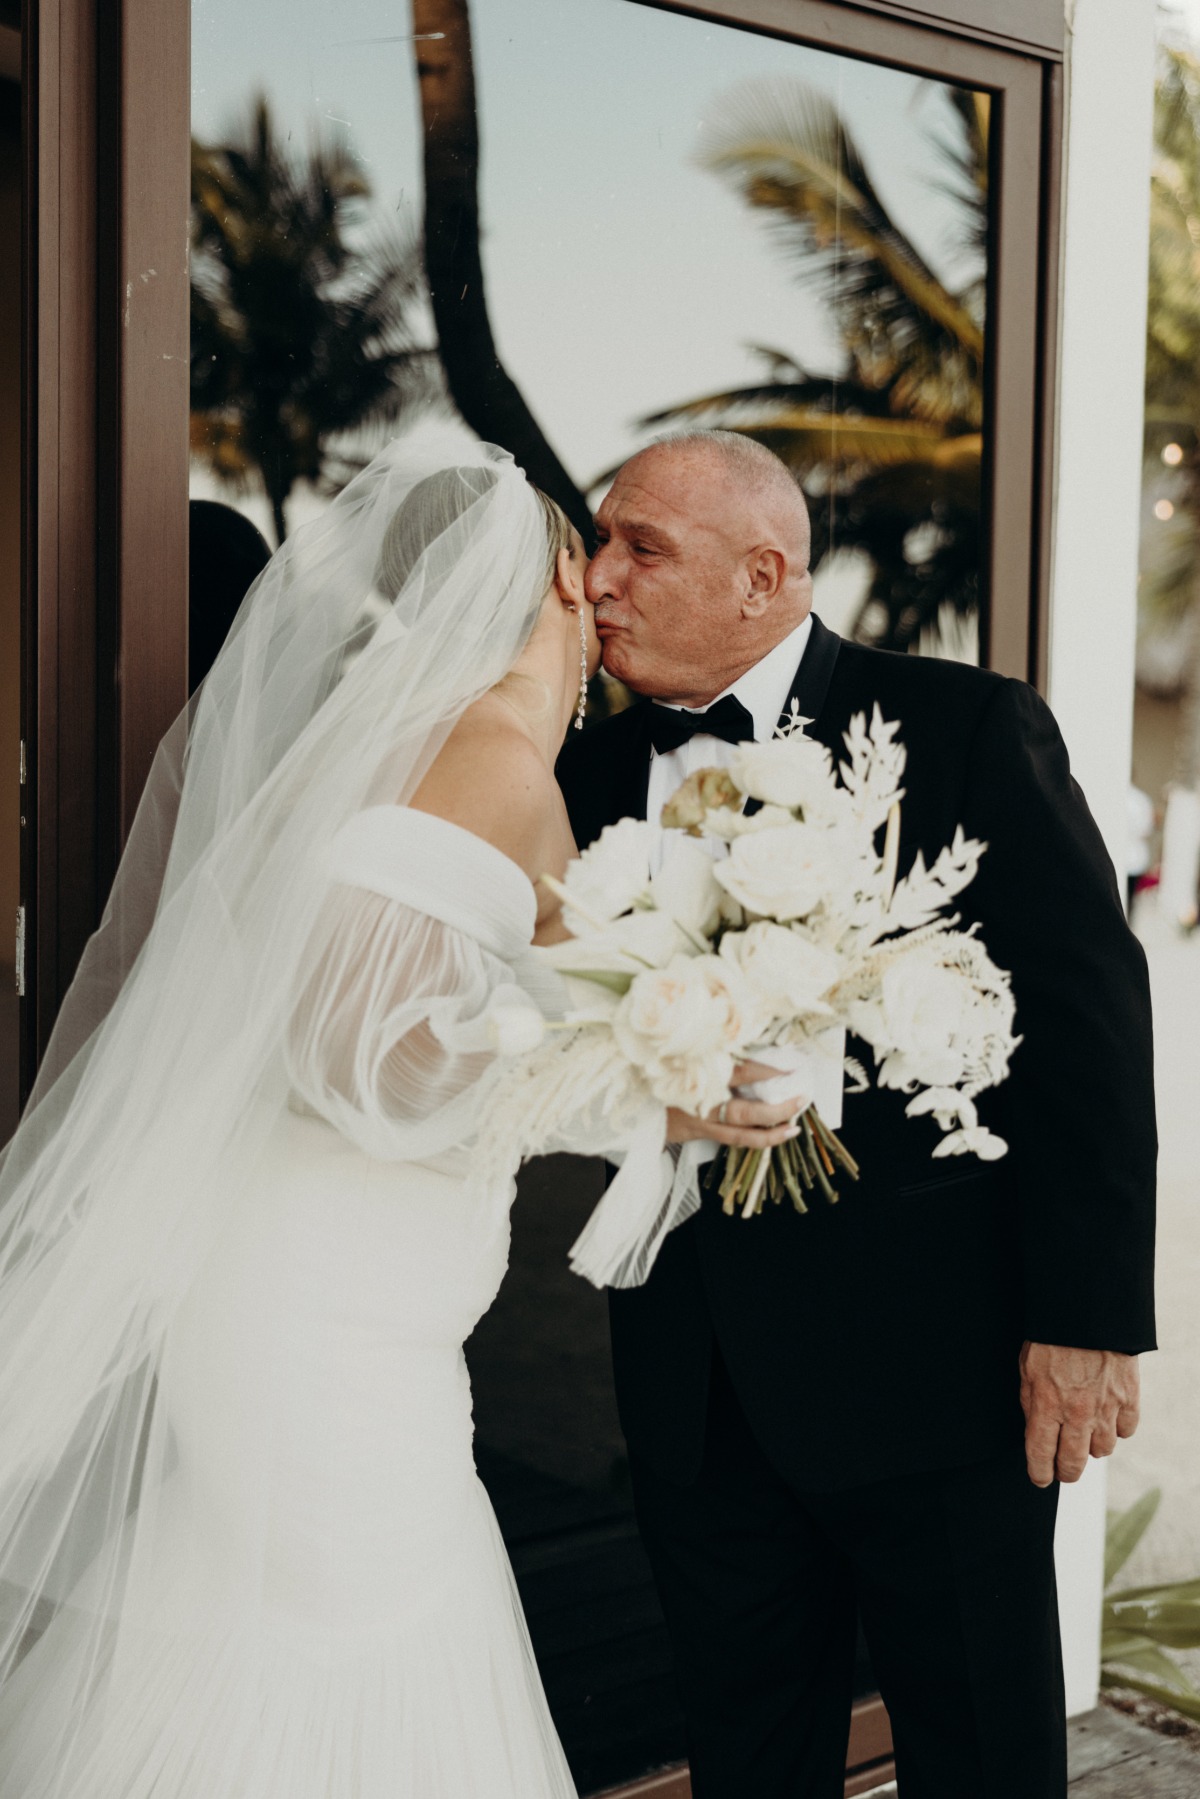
top-left (585, 430), bottom-right (815, 705)
top-left (639, 430), bottom-right (812, 568)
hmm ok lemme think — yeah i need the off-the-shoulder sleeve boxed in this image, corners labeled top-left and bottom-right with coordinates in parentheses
top-left (285, 808), bottom-right (541, 1162)
top-left (288, 807), bottom-right (688, 1287)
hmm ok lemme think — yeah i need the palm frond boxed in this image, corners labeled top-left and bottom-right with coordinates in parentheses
top-left (926, 86), bottom-right (990, 265)
top-left (1098, 1489), bottom-right (1200, 1730)
top-left (640, 385), bottom-right (977, 477)
top-left (642, 371), bottom-right (899, 430)
top-left (698, 78), bottom-right (984, 370)
top-left (640, 74), bottom-right (987, 654)
top-left (190, 95), bottom-right (435, 533)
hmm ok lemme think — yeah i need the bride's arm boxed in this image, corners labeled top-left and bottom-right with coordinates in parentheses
top-left (286, 886), bottom-right (497, 1138)
top-left (284, 784), bottom-right (553, 1160)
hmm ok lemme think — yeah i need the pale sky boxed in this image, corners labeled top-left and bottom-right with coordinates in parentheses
top-left (191, 0), bottom-right (983, 498)
top-left (1161, 0), bottom-right (1200, 45)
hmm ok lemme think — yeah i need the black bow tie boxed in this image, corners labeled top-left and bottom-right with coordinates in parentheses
top-left (647, 693), bottom-right (755, 756)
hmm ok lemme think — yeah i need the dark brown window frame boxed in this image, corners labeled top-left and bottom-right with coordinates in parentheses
top-left (805, 0), bottom-right (1064, 56)
top-left (21, 0), bottom-right (189, 1084)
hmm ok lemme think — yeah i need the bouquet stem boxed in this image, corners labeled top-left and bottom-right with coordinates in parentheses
top-left (740, 1149), bottom-right (773, 1219)
top-left (720, 1106), bottom-right (860, 1219)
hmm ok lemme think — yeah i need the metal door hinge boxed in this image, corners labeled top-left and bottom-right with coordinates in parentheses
top-left (15, 906), bottom-right (25, 996)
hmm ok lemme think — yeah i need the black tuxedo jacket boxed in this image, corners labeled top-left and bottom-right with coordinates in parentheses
top-left (555, 616), bottom-right (1157, 1492)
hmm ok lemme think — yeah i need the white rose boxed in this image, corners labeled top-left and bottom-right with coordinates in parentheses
top-left (564, 817), bottom-right (654, 921)
top-left (649, 837), bottom-right (723, 938)
top-left (613, 955), bottom-right (761, 1113)
top-left (712, 824), bottom-right (838, 921)
top-left (719, 922), bottom-right (839, 1022)
top-left (615, 954), bottom-right (756, 1062)
top-left (641, 1049), bottom-right (737, 1117)
top-left (876, 953), bottom-right (979, 1088)
top-left (730, 737), bottom-right (836, 812)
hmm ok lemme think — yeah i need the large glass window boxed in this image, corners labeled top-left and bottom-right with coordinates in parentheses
top-left (189, 4), bottom-right (994, 1788)
top-left (190, 0), bottom-right (990, 681)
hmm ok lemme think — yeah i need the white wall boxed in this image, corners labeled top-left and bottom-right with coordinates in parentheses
top-left (1048, 0), bottom-right (1157, 1718)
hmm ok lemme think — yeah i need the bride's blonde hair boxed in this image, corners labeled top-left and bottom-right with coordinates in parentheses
top-left (374, 467), bottom-right (575, 603)
top-left (530, 485), bottom-right (574, 593)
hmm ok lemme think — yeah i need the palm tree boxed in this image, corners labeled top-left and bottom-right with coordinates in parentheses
top-left (644, 78), bottom-right (988, 653)
top-left (409, 0), bottom-right (592, 542)
top-left (191, 96), bottom-right (436, 544)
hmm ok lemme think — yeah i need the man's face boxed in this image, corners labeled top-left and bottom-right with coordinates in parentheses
top-left (585, 452), bottom-right (757, 704)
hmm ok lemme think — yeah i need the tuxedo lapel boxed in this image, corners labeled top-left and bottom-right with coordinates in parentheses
top-left (614, 702), bottom-right (654, 823)
top-left (740, 615), bottom-right (843, 817)
top-left (778, 612), bottom-right (841, 738)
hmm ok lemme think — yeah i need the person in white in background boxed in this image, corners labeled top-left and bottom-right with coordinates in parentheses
top-left (1126, 783), bottom-right (1155, 916)
top-left (1159, 782), bottom-right (1200, 929)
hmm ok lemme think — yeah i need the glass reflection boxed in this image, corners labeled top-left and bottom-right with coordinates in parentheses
top-left (190, 0), bottom-right (988, 661)
top-left (188, 5), bottom-right (993, 1788)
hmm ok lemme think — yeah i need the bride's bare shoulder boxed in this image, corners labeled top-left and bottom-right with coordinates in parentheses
top-left (408, 707), bottom-right (564, 879)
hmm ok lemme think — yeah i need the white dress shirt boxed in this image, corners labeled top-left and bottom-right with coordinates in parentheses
top-left (645, 614), bottom-right (814, 866)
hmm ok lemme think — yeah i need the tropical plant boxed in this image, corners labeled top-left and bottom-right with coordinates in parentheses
top-left (644, 78), bottom-right (988, 653)
top-left (1142, 40), bottom-right (1200, 786)
top-left (191, 96), bottom-right (436, 544)
top-left (409, 0), bottom-right (593, 543)
top-left (410, 0), bottom-right (622, 719)
top-left (1101, 1487), bottom-right (1200, 1722)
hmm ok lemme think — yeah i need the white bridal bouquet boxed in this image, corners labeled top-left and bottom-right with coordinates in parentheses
top-left (482, 706), bottom-right (1019, 1280)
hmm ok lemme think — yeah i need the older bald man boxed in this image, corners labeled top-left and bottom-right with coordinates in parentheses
top-left (556, 430), bottom-right (1156, 1799)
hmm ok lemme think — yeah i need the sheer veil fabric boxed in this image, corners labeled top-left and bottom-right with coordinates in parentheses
top-left (0, 437), bottom-right (592, 1796)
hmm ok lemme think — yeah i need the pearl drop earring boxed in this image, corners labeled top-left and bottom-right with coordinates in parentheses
top-left (574, 607), bottom-right (589, 731)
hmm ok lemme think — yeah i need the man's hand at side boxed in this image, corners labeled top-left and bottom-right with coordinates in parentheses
top-left (1019, 1341), bottom-right (1141, 1487)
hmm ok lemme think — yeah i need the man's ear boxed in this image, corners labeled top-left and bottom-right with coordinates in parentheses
top-left (741, 547), bottom-right (787, 619)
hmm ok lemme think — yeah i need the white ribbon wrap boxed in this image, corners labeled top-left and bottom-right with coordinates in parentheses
top-left (568, 1111), bottom-right (705, 1290)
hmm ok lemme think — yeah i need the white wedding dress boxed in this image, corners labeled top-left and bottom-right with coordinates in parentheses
top-left (0, 808), bottom-right (582, 1798)
top-left (0, 442), bottom-right (694, 1799)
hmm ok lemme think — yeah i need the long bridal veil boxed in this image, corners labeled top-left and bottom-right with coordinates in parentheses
top-left (0, 437), bottom-right (557, 1791)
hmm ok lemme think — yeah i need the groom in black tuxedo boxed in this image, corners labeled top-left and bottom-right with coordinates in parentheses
top-left (555, 432), bottom-right (1156, 1799)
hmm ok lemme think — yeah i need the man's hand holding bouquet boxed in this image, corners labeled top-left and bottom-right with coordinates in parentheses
top-left (481, 706), bottom-right (1018, 1284)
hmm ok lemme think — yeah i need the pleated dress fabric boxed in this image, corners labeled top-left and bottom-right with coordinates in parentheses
top-left (0, 810), bottom-right (578, 1799)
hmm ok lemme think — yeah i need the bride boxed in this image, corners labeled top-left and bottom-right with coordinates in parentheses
top-left (0, 440), bottom-right (640, 1799)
